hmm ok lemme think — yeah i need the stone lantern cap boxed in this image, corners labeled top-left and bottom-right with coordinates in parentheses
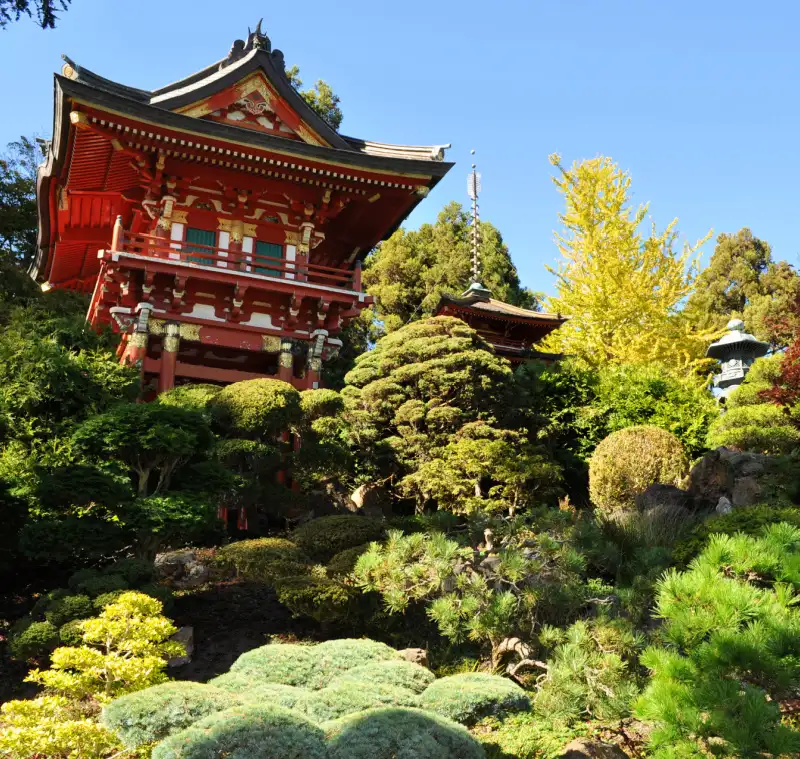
top-left (706, 318), bottom-right (769, 360)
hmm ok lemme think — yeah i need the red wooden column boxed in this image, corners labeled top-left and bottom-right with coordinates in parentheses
top-left (278, 339), bottom-right (294, 382)
top-left (158, 323), bottom-right (180, 394)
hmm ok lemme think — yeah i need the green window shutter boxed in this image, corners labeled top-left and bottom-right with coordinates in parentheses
top-left (185, 227), bottom-right (216, 265)
top-left (254, 241), bottom-right (283, 277)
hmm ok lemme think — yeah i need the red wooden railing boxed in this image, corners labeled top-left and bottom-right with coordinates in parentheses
top-left (113, 226), bottom-right (358, 291)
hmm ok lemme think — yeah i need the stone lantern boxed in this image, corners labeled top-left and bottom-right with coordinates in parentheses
top-left (706, 318), bottom-right (769, 398)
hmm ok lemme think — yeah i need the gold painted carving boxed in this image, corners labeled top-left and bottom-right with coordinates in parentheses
top-left (295, 123), bottom-right (325, 147)
top-left (179, 323), bottom-right (202, 341)
top-left (243, 223), bottom-right (258, 238)
top-left (61, 62), bottom-right (77, 80)
top-left (130, 332), bottom-right (148, 348)
top-left (69, 111), bottom-right (89, 129)
top-left (164, 334), bottom-right (180, 352)
top-left (308, 357), bottom-right (323, 373)
top-left (149, 318), bottom-right (166, 336)
top-left (172, 210), bottom-right (188, 224)
top-left (284, 230), bottom-right (300, 245)
top-left (368, 193), bottom-right (381, 203)
top-left (262, 335), bottom-right (281, 353)
top-left (280, 352), bottom-right (294, 369)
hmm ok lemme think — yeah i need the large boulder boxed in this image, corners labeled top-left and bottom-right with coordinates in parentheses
top-left (560, 738), bottom-right (628, 759)
top-left (689, 447), bottom-right (791, 510)
top-left (635, 484), bottom-right (693, 513)
top-left (155, 550), bottom-right (210, 589)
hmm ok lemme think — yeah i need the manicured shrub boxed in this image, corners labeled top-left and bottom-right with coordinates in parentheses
top-left (293, 681), bottom-right (418, 722)
top-left (9, 620), bottom-right (59, 660)
top-left (59, 618), bottom-right (88, 646)
top-left (589, 426), bottom-right (689, 514)
top-left (138, 583), bottom-right (175, 612)
top-left (707, 404), bottom-right (800, 454)
top-left (208, 674), bottom-right (306, 708)
top-left (273, 576), bottom-right (362, 625)
top-left (151, 703), bottom-right (328, 759)
top-left (324, 706), bottom-right (486, 759)
top-left (93, 590), bottom-right (126, 611)
top-left (44, 594), bottom-right (94, 627)
top-left (329, 659), bottom-right (436, 694)
top-left (216, 538), bottom-right (310, 583)
top-left (419, 673), bottom-right (531, 726)
top-left (326, 544), bottom-right (370, 577)
top-left (111, 558), bottom-right (157, 586)
top-left (30, 588), bottom-right (69, 619)
top-left (69, 568), bottom-right (129, 597)
top-left (291, 515), bottom-right (386, 563)
top-left (157, 383), bottom-right (222, 412)
top-left (211, 378), bottom-right (302, 439)
top-left (229, 639), bottom-right (401, 690)
top-left (102, 682), bottom-right (236, 748)
top-left (300, 388), bottom-right (344, 420)
top-left (673, 503), bottom-right (800, 566)
top-left (228, 643), bottom-right (320, 687)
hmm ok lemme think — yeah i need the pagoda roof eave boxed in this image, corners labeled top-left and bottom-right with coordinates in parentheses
top-left (53, 76), bottom-right (454, 177)
top-left (436, 294), bottom-right (568, 327)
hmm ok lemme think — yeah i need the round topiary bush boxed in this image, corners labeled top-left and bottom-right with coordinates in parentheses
top-left (228, 639), bottom-right (401, 690)
top-left (323, 706), bottom-right (486, 759)
top-left (326, 545), bottom-right (370, 578)
top-left (58, 618), bottom-right (88, 645)
top-left (300, 388), bottom-right (344, 421)
top-left (291, 515), bottom-right (386, 563)
top-left (589, 425), bottom-right (690, 514)
top-left (292, 681), bottom-right (419, 723)
top-left (157, 383), bottom-right (222, 412)
top-left (44, 594), bottom-right (94, 627)
top-left (216, 538), bottom-right (311, 583)
top-left (9, 620), bottom-right (59, 660)
top-left (211, 378), bottom-right (302, 439)
top-left (103, 682), bottom-right (236, 748)
top-left (93, 590), bottom-right (126, 611)
top-left (70, 570), bottom-right (129, 597)
top-left (151, 703), bottom-right (328, 759)
top-left (329, 660), bottom-right (436, 694)
top-left (208, 674), bottom-right (306, 708)
top-left (110, 558), bottom-right (157, 587)
top-left (273, 576), bottom-right (362, 626)
top-left (228, 643), bottom-right (319, 687)
top-left (419, 672), bottom-right (531, 726)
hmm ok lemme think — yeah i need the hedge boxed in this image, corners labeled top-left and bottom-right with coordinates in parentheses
top-left (291, 515), bottom-right (386, 563)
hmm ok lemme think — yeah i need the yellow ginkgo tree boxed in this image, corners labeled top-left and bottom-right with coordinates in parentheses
top-left (542, 154), bottom-right (718, 373)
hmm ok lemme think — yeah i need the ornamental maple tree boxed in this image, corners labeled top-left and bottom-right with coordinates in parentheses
top-left (542, 154), bottom-right (715, 372)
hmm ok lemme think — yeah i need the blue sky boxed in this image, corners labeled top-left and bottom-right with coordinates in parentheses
top-left (2, 0), bottom-right (798, 296)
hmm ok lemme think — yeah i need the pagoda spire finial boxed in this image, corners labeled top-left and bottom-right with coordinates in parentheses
top-left (467, 149), bottom-right (482, 284)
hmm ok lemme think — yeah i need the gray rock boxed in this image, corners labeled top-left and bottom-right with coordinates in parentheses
top-left (560, 738), bottom-right (627, 759)
top-left (168, 626), bottom-right (194, 667)
top-left (155, 550), bottom-right (210, 589)
top-left (732, 476), bottom-right (762, 507)
top-left (716, 496), bottom-right (733, 515)
top-left (635, 484), bottom-right (693, 513)
top-left (399, 648), bottom-right (428, 667)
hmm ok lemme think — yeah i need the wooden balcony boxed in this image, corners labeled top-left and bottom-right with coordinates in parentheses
top-left (110, 228), bottom-right (360, 292)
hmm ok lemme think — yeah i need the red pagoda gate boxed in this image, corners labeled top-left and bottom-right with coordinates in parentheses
top-left (33, 25), bottom-right (452, 392)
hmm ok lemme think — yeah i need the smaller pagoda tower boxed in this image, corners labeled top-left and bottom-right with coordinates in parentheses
top-left (434, 153), bottom-right (566, 364)
top-left (706, 318), bottom-right (769, 398)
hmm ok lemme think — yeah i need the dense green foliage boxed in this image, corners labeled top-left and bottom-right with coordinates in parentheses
top-left (324, 707), bottom-right (487, 759)
top-left (291, 515), bottom-right (386, 563)
top-left (363, 201), bottom-right (537, 334)
top-left (212, 378), bottom-right (302, 439)
top-left (152, 703), bottom-right (329, 759)
top-left (102, 682), bottom-right (237, 748)
top-left (685, 228), bottom-right (800, 349)
top-left (419, 673), bottom-right (530, 725)
top-left (0, 0), bottom-right (69, 28)
top-left (589, 426), bottom-right (689, 514)
top-left (636, 524), bottom-right (800, 757)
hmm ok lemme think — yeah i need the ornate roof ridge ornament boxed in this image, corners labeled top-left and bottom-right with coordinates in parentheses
top-left (220, 19), bottom-right (282, 71)
top-left (464, 149), bottom-right (492, 298)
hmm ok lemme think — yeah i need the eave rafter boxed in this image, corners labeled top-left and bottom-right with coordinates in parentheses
top-left (70, 107), bottom-right (430, 201)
